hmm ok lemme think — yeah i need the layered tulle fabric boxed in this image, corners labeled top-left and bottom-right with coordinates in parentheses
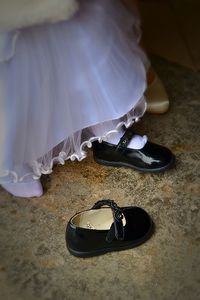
top-left (0, 0), bottom-right (148, 183)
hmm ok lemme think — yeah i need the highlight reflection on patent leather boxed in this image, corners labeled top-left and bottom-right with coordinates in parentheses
top-left (93, 128), bottom-right (175, 173)
top-left (66, 200), bottom-right (154, 257)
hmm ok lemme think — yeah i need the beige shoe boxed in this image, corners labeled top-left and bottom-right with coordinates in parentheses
top-left (145, 74), bottom-right (170, 114)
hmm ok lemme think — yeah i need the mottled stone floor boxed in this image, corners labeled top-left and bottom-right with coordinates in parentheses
top-left (0, 57), bottom-right (200, 300)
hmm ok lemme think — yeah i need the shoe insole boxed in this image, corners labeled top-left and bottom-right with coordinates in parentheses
top-left (71, 208), bottom-right (126, 230)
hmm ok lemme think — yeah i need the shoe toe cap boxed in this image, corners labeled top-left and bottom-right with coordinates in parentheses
top-left (123, 207), bottom-right (153, 240)
top-left (143, 142), bottom-right (175, 170)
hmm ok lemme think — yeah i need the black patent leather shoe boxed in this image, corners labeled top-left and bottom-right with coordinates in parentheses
top-left (92, 128), bottom-right (175, 173)
top-left (66, 200), bottom-right (153, 257)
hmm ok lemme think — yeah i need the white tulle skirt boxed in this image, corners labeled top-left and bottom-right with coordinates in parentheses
top-left (0, 0), bottom-right (148, 183)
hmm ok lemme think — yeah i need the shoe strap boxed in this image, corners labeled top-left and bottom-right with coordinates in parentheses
top-left (92, 200), bottom-right (125, 242)
top-left (116, 128), bottom-right (135, 151)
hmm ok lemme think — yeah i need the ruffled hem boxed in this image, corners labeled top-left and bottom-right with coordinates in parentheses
top-left (0, 0), bottom-right (148, 184)
top-left (0, 100), bottom-right (146, 183)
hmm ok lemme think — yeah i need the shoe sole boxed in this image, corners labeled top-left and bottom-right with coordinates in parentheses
top-left (67, 221), bottom-right (154, 258)
top-left (93, 154), bottom-right (175, 173)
